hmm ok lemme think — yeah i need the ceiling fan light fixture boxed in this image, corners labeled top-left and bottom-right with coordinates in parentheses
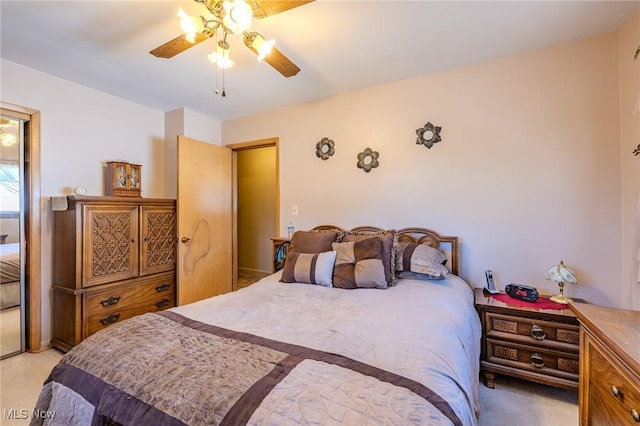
top-left (208, 40), bottom-right (234, 69)
top-left (222, 0), bottom-right (253, 35)
top-left (178, 7), bottom-right (205, 43)
top-left (244, 32), bottom-right (275, 61)
top-left (255, 36), bottom-right (275, 61)
top-left (0, 131), bottom-right (17, 147)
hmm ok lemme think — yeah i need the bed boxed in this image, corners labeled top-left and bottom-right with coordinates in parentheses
top-left (0, 242), bottom-right (21, 310)
top-left (32, 226), bottom-right (481, 426)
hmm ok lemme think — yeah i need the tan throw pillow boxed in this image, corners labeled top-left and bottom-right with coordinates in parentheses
top-left (291, 230), bottom-right (339, 254)
top-left (340, 230), bottom-right (397, 285)
top-left (332, 238), bottom-right (387, 289)
top-left (280, 251), bottom-right (337, 286)
top-left (395, 242), bottom-right (448, 280)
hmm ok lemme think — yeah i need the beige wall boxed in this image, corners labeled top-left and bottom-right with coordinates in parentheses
top-left (1, 59), bottom-right (168, 347)
top-left (164, 108), bottom-right (222, 199)
top-left (618, 10), bottom-right (640, 309)
top-left (223, 33), bottom-right (625, 308)
top-left (237, 146), bottom-right (277, 273)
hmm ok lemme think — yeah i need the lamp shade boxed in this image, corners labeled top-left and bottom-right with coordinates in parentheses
top-left (223, 0), bottom-right (252, 35)
top-left (545, 260), bottom-right (578, 304)
top-left (178, 8), bottom-right (204, 43)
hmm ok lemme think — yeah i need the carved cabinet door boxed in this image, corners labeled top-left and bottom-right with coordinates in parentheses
top-left (139, 205), bottom-right (176, 276)
top-left (82, 205), bottom-right (139, 287)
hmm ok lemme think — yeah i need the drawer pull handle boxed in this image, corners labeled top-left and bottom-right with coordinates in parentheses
top-left (530, 353), bottom-right (545, 369)
top-left (156, 299), bottom-right (171, 308)
top-left (531, 324), bottom-right (546, 341)
top-left (631, 409), bottom-right (640, 423)
top-left (155, 283), bottom-right (171, 292)
top-left (99, 313), bottom-right (121, 326)
top-left (611, 386), bottom-right (621, 398)
top-left (99, 296), bottom-right (121, 307)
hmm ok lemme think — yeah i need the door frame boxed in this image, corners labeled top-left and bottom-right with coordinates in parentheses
top-left (225, 137), bottom-right (279, 291)
top-left (1, 101), bottom-right (42, 352)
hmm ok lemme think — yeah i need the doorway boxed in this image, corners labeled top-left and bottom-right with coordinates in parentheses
top-left (0, 102), bottom-right (42, 355)
top-left (227, 138), bottom-right (279, 290)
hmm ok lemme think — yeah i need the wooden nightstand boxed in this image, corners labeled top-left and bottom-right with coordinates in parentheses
top-left (474, 288), bottom-right (583, 391)
top-left (271, 238), bottom-right (290, 272)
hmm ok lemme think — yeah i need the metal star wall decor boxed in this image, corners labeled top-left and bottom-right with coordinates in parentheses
top-left (416, 122), bottom-right (442, 149)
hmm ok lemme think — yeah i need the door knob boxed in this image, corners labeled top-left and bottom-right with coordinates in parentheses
top-left (181, 236), bottom-right (191, 243)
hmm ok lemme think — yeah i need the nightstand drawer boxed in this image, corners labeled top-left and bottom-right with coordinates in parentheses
top-left (486, 338), bottom-right (579, 382)
top-left (485, 312), bottom-right (579, 352)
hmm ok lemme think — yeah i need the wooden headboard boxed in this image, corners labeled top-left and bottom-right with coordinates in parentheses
top-left (311, 225), bottom-right (459, 276)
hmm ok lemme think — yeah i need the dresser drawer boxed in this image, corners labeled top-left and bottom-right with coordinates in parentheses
top-left (486, 338), bottom-right (579, 382)
top-left (84, 275), bottom-right (175, 316)
top-left (85, 294), bottom-right (175, 336)
top-left (83, 274), bottom-right (175, 337)
top-left (485, 312), bottom-right (579, 352)
top-left (588, 343), bottom-right (640, 425)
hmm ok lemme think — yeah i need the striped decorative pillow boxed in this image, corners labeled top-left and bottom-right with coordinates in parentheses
top-left (340, 230), bottom-right (397, 286)
top-left (395, 242), bottom-right (448, 280)
top-left (279, 251), bottom-right (337, 287)
top-left (332, 237), bottom-right (387, 289)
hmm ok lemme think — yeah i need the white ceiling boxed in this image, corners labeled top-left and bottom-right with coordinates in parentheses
top-left (1, 1), bottom-right (638, 121)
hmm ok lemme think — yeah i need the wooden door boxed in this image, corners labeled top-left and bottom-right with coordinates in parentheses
top-left (177, 136), bottom-right (232, 305)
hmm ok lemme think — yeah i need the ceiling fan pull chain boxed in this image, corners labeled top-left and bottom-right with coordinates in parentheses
top-left (222, 63), bottom-right (226, 97)
top-left (214, 28), bottom-right (220, 94)
top-left (222, 32), bottom-right (227, 98)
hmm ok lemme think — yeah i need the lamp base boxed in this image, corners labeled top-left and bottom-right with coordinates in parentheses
top-left (549, 294), bottom-right (572, 304)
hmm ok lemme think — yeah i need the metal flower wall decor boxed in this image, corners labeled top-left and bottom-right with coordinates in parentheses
top-left (416, 122), bottom-right (442, 149)
top-left (634, 144), bottom-right (640, 156)
top-left (357, 147), bottom-right (379, 173)
top-left (316, 137), bottom-right (335, 160)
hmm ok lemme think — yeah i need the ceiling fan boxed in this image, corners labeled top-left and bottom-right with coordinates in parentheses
top-left (150, 0), bottom-right (314, 78)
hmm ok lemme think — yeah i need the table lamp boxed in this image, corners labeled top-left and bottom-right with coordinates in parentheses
top-left (545, 260), bottom-right (579, 304)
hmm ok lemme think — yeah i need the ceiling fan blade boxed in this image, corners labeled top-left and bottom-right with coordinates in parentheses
top-left (149, 33), bottom-right (210, 58)
top-left (250, 0), bottom-right (315, 19)
top-left (262, 47), bottom-right (301, 77)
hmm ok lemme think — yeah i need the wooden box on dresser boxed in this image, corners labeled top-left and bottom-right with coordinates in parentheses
top-left (52, 195), bottom-right (177, 352)
top-left (474, 288), bottom-right (582, 390)
top-left (570, 302), bottom-right (640, 425)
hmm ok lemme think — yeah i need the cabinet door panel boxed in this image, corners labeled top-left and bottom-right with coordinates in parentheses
top-left (140, 206), bottom-right (176, 276)
top-left (82, 206), bottom-right (139, 287)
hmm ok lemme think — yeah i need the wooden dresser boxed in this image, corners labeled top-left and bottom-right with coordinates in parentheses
top-left (52, 196), bottom-right (176, 352)
top-left (570, 302), bottom-right (640, 425)
top-left (475, 288), bottom-right (582, 390)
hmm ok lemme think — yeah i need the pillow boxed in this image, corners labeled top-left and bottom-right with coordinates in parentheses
top-left (280, 251), bottom-right (337, 287)
top-left (290, 230), bottom-right (339, 254)
top-left (340, 230), bottom-right (397, 286)
top-left (332, 238), bottom-right (387, 289)
top-left (395, 241), bottom-right (448, 280)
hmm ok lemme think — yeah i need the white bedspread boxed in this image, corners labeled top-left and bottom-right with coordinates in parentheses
top-left (172, 272), bottom-right (481, 425)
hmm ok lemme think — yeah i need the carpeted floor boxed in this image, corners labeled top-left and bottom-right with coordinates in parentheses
top-left (478, 375), bottom-right (577, 425)
top-left (1, 307), bottom-right (21, 358)
top-left (237, 268), bottom-right (271, 289)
